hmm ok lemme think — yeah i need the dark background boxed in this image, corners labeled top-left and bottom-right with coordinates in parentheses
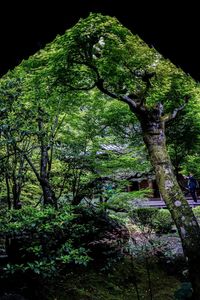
top-left (0, 1), bottom-right (200, 81)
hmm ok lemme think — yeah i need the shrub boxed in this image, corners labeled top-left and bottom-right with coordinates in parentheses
top-left (130, 208), bottom-right (174, 234)
top-left (0, 205), bottom-right (129, 278)
top-left (152, 209), bottom-right (174, 234)
top-left (73, 206), bottom-right (129, 269)
top-left (193, 206), bottom-right (200, 223)
top-left (131, 207), bottom-right (158, 229)
top-left (1, 205), bottom-right (90, 278)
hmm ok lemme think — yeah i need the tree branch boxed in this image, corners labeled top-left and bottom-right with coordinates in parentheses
top-left (60, 80), bottom-right (97, 91)
top-left (96, 79), bottom-right (138, 111)
top-left (65, 58), bottom-right (144, 113)
top-left (162, 95), bottom-right (190, 122)
top-left (16, 146), bottom-right (41, 183)
top-left (123, 66), bottom-right (156, 106)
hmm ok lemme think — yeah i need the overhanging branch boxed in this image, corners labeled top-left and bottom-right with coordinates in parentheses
top-left (96, 79), bottom-right (138, 111)
top-left (162, 95), bottom-right (190, 122)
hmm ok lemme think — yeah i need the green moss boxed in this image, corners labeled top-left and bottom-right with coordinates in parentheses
top-left (43, 258), bottom-right (180, 300)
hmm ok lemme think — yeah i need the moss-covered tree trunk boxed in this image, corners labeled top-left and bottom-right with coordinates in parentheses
top-left (140, 116), bottom-right (200, 299)
top-left (95, 77), bottom-right (200, 296)
top-left (95, 78), bottom-right (200, 297)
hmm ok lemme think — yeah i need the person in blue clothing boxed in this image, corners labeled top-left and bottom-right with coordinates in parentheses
top-left (185, 173), bottom-right (198, 202)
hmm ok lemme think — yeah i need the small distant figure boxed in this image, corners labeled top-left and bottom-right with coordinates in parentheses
top-left (184, 173), bottom-right (198, 202)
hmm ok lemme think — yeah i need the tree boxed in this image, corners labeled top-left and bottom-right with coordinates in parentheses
top-left (1, 12), bottom-right (200, 296)
top-left (53, 13), bottom-right (200, 297)
top-left (0, 73), bottom-right (30, 209)
top-left (0, 65), bottom-right (143, 209)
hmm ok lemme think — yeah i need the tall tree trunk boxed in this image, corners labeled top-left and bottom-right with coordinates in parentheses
top-left (38, 107), bottom-right (57, 208)
top-left (40, 145), bottom-right (57, 208)
top-left (141, 118), bottom-right (200, 298)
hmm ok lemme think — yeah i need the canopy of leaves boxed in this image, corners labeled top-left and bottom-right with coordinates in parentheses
top-left (0, 13), bottom-right (199, 209)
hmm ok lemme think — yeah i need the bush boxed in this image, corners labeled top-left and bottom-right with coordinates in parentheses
top-left (73, 206), bottom-right (129, 269)
top-left (193, 206), bottom-right (200, 223)
top-left (152, 209), bottom-right (174, 234)
top-left (1, 205), bottom-right (90, 278)
top-left (0, 205), bottom-right (129, 279)
top-left (130, 208), bottom-right (174, 234)
top-left (131, 207), bottom-right (158, 228)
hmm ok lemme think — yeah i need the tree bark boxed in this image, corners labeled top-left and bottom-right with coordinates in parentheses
top-left (40, 177), bottom-right (57, 208)
top-left (39, 145), bottom-right (57, 208)
top-left (12, 178), bottom-right (21, 209)
top-left (38, 107), bottom-right (57, 208)
top-left (140, 116), bottom-right (200, 298)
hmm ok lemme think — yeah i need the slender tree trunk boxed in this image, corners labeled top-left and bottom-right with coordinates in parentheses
top-left (12, 179), bottom-right (21, 209)
top-left (40, 178), bottom-right (57, 208)
top-left (141, 118), bottom-right (200, 298)
top-left (38, 107), bottom-right (57, 208)
top-left (18, 146), bottom-right (57, 209)
top-left (5, 174), bottom-right (11, 210)
top-left (40, 145), bottom-right (57, 208)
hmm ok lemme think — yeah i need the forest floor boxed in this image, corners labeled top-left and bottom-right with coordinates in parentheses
top-left (0, 256), bottom-right (186, 300)
top-left (36, 258), bottom-right (183, 300)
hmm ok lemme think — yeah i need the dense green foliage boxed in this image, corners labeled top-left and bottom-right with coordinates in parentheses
top-left (1, 12), bottom-right (200, 299)
top-left (131, 207), bottom-right (174, 233)
top-left (0, 205), bottom-right (129, 278)
top-left (0, 13), bottom-right (199, 208)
